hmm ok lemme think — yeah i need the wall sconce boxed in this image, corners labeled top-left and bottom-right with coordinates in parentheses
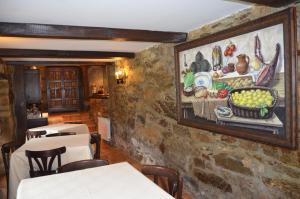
top-left (30, 65), bottom-right (37, 70)
top-left (115, 69), bottom-right (127, 84)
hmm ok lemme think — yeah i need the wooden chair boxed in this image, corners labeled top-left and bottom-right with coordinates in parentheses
top-left (57, 159), bottom-right (109, 173)
top-left (26, 130), bottom-right (47, 141)
top-left (25, 146), bottom-right (66, 178)
top-left (90, 133), bottom-right (101, 159)
top-left (1, 141), bottom-right (20, 198)
top-left (141, 165), bottom-right (183, 199)
top-left (46, 132), bottom-right (76, 137)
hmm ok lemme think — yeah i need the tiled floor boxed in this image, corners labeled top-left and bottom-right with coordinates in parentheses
top-left (0, 140), bottom-right (191, 199)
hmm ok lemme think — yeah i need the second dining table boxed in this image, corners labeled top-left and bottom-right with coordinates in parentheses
top-left (28, 123), bottom-right (90, 137)
top-left (17, 162), bottom-right (175, 199)
top-left (9, 134), bottom-right (93, 199)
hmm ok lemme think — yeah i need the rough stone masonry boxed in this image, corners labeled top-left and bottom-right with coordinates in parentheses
top-left (110, 4), bottom-right (300, 199)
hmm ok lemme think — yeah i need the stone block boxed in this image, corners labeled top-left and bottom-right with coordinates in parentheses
top-left (193, 169), bottom-right (232, 193)
top-left (263, 177), bottom-right (300, 199)
top-left (214, 153), bottom-right (253, 176)
top-left (273, 163), bottom-right (300, 179)
top-left (191, 132), bottom-right (212, 143)
top-left (220, 135), bottom-right (237, 144)
top-left (194, 158), bottom-right (205, 169)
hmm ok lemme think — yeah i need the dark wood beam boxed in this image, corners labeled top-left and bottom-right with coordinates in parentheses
top-left (238, 0), bottom-right (297, 7)
top-left (0, 49), bottom-right (135, 58)
top-left (5, 61), bottom-right (112, 66)
top-left (0, 22), bottom-right (187, 43)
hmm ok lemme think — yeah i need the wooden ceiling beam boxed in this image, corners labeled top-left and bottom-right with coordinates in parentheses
top-left (4, 61), bottom-right (112, 66)
top-left (0, 22), bottom-right (187, 43)
top-left (238, 0), bottom-right (297, 7)
top-left (0, 48), bottom-right (135, 58)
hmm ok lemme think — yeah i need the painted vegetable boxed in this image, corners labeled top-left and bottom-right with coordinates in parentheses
top-left (224, 42), bottom-right (236, 57)
top-left (254, 36), bottom-right (281, 87)
top-left (214, 82), bottom-right (233, 92)
top-left (191, 51), bottom-right (211, 73)
top-left (254, 35), bottom-right (264, 63)
top-left (222, 67), bottom-right (230, 74)
top-left (212, 45), bottom-right (222, 71)
top-left (218, 89), bottom-right (229, 98)
top-left (231, 89), bottom-right (274, 108)
top-left (183, 71), bottom-right (195, 89)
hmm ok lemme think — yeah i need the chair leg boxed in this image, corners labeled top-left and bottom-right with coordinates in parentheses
top-left (176, 178), bottom-right (183, 199)
top-left (90, 133), bottom-right (101, 159)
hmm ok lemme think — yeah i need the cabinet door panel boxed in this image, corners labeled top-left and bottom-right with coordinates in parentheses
top-left (47, 67), bottom-right (80, 112)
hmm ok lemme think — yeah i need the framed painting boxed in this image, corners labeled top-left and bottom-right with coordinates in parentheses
top-left (174, 8), bottom-right (297, 148)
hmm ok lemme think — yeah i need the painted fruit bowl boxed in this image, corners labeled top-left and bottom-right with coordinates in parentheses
top-left (227, 87), bottom-right (278, 119)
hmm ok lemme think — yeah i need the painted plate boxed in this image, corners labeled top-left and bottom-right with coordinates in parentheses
top-left (194, 72), bottom-right (212, 89)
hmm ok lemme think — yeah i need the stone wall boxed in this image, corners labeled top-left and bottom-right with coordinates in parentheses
top-left (0, 60), bottom-right (15, 175)
top-left (110, 5), bottom-right (300, 199)
top-left (89, 98), bottom-right (110, 123)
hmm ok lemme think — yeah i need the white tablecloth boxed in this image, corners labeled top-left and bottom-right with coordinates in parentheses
top-left (10, 134), bottom-right (93, 199)
top-left (17, 162), bottom-right (174, 199)
top-left (29, 123), bottom-right (90, 136)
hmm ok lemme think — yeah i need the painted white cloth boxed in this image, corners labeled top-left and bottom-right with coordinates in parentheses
top-left (9, 134), bottom-right (93, 199)
top-left (17, 162), bottom-right (174, 199)
top-left (29, 123), bottom-right (90, 136)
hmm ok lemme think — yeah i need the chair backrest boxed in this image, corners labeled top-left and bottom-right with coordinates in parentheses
top-left (1, 141), bottom-right (19, 192)
top-left (25, 146), bottom-right (66, 177)
top-left (141, 165), bottom-right (183, 199)
top-left (90, 133), bottom-right (101, 159)
top-left (64, 121), bottom-right (83, 124)
top-left (26, 130), bottom-right (47, 140)
top-left (57, 159), bottom-right (109, 173)
top-left (46, 132), bottom-right (76, 137)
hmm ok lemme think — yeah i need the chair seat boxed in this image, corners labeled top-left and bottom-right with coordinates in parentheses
top-left (58, 159), bottom-right (109, 173)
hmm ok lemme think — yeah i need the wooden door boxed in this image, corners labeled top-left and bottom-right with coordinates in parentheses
top-left (47, 67), bottom-right (80, 112)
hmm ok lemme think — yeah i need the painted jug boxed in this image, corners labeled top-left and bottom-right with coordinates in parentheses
top-left (236, 54), bottom-right (249, 75)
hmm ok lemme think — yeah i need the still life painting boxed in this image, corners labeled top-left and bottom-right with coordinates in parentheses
top-left (174, 8), bottom-right (297, 148)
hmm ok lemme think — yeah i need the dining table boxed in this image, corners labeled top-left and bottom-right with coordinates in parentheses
top-left (17, 162), bottom-right (175, 199)
top-left (29, 123), bottom-right (90, 136)
top-left (9, 134), bottom-right (93, 199)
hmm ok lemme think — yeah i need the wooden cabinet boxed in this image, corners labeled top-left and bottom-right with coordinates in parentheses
top-left (47, 67), bottom-right (81, 112)
top-left (25, 70), bottom-right (41, 103)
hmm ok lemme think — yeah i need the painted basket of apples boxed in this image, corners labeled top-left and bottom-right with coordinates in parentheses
top-left (227, 87), bottom-right (278, 119)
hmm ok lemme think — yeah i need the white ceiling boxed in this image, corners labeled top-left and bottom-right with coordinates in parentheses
top-left (0, 0), bottom-right (249, 32)
top-left (0, 0), bottom-right (250, 61)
